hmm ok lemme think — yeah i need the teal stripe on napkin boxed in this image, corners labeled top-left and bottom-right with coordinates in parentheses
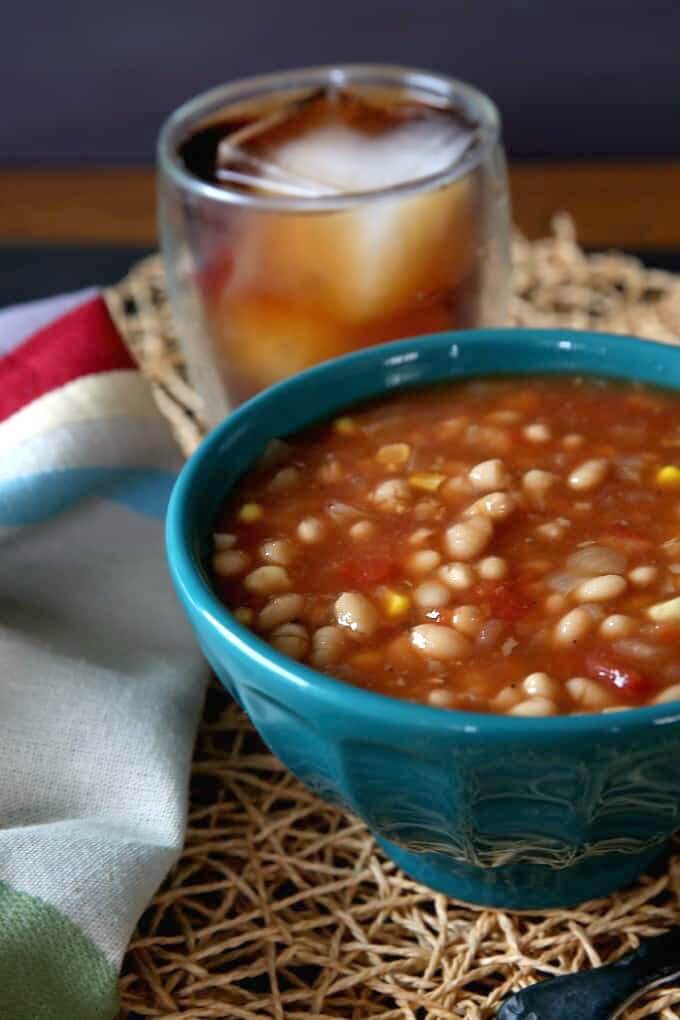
top-left (0, 467), bottom-right (176, 525)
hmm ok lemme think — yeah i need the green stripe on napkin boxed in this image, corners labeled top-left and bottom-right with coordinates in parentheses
top-left (0, 881), bottom-right (119, 1020)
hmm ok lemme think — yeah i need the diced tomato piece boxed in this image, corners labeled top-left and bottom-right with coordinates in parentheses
top-left (603, 522), bottom-right (653, 555)
top-left (585, 648), bottom-right (652, 703)
top-left (336, 554), bottom-right (397, 587)
top-left (479, 581), bottom-right (533, 622)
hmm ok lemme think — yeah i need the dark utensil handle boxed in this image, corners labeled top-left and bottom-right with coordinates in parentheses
top-left (497, 926), bottom-right (680, 1020)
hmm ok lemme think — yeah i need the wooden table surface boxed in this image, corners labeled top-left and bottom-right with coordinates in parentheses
top-left (2, 162), bottom-right (680, 250)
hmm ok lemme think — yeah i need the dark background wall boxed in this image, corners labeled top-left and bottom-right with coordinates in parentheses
top-left (1, 0), bottom-right (679, 165)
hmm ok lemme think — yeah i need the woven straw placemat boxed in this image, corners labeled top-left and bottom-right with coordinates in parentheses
top-left (107, 217), bottom-right (680, 1020)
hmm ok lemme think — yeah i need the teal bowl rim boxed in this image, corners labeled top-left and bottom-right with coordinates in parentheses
top-left (167, 327), bottom-right (680, 741)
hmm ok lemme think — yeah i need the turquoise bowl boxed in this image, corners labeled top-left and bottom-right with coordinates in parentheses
top-left (167, 328), bottom-right (680, 909)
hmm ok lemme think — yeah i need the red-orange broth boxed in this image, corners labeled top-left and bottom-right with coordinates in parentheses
top-left (211, 376), bottom-right (680, 715)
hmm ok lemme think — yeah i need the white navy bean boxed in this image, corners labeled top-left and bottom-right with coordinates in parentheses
top-left (653, 685), bottom-right (680, 705)
top-left (535, 518), bottom-right (570, 541)
top-left (477, 556), bottom-right (507, 581)
top-left (487, 409), bottom-right (522, 425)
top-left (445, 515), bottom-right (493, 560)
top-left (568, 458), bottom-right (609, 491)
top-left (628, 565), bottom-right (658, 587)
top-left (310, 626), bottom-right (346, 667)
top-left (372, 478), bottom-right (411, 512)
top-left (214, 532), bottom-right (237, 550)
top-left (258, 593), bottom-right (304, 632)
top-left (563, 433), bottom-right (584, 449)
top-left (406, 549), bottom-right (442, 574)
top-left (468, 459), bottom-right (510, 492)
top-left (545, 593), bottom-right (567, 614)
top-left (510, 697), bottom-right (556, 717)
top-left (334, 593), bottom-right (379, 636)
top-left (270, 623), bottom-right (309, 660)
top-left (414, 582), bottom-right (451, 610)
top-left (555, 608), bottom-right (593, 645)
top-left (408, 527), bottom-right (433, 546)
top-left (438, 563), bottom-right (475, 590)
top-left (612, 639), bottom-right (663, 662)
top-left (522, 470), bottom-right (556, 505)
top-left (327, 500), bottom-right (362, 522)
top-left (464, 491), bottom-right (516, 522)
top-left (476, 618), bottom-right (506, 649)
top-left (410, 624), bottom-right (471, 660)
top-left (413, 498), bottom-right (443, 521)
top-left (493, 685), bottom-right (522, 710)
top-left (648, 596), bottom-right (680, 623)
top-left (317, 458), bottom-right (343, 483)
top-left (573, 574), bottom-right (627, 602)
top-left (523, 423), bottom-right (551, 443)
top-left (522, 673), bottom-right (558, 698)
top-left (213, 550), bottom-right (250, 576)
top-left (244, 565), bottom-right (291, 594)
top-left (298, 517), bottom-right (325, 543)
top-left (427, 688), bottom-right (456, 708)
top-left (566, 677), bottom-right (611, 709)
top-left (452, 604), bottom-right (485, 637)
top-left (268, 466), bottom-right (300, 492)
top-left (349, 520), bottom-right (376, 541)
top-left (579, 602), bottom-right (606, 622)
top-left (599, 614), bottom-right (636, 639)
top-left (260, 539), bottom-right (295, 565)
top-left (440, 475), bottom-right (473, 502)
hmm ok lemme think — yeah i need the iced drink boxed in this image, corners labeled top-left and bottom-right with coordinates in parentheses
top-left (159, 67), bottom-right (510, 424)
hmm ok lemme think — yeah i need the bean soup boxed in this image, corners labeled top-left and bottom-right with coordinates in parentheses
top-left (211, 376), bottom-right (680, 715)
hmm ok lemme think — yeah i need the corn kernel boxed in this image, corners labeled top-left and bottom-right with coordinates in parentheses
top-left (656, 465), bottom-right (680, 489)
top-left (376, 442), bottom-right (411, 468)
top-left (383, 589), bottom-right (411, 617)
top-left (409, 472), bottom-right (446, 492)
top-left (238, 502), bottom-right (263, 522)
top-left (334, 416), bottom-right (358, 435)
top-left (234, 607), bottom-right (254, 626)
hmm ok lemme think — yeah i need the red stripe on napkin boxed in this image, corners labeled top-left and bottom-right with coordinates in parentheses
top-left (0, 296), bottom-right (135, 422)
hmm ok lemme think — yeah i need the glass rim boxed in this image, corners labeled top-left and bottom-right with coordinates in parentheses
top-left (157, 63), bottom-right (501, 213)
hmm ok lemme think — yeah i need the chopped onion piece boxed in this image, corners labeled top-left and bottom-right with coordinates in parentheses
top-left (566, 545), bottom-right (627, 576)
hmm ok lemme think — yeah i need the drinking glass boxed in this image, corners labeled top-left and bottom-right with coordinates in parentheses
top-left (158, 64), bottom-right (511, 426)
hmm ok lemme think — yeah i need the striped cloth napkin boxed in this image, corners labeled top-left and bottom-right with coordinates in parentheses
top-left (0, 289), bottom-right (207, 1019)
